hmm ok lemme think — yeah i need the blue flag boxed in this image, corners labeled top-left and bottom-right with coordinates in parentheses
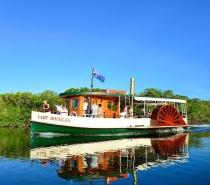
top-left (93, 69), bottom-right (105, 83)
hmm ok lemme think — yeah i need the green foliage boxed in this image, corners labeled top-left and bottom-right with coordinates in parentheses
top-left (0, 128), bottom-right (30, 158)
top-left (0, 90), bottom-right (59, 127)
top-left (80, 87), bottom-right (91, 92)
top-left (139, 88), bottom-right (163, 98)
top-left (65, 87), bottom-right (102, 92)
top-left (162, 90), bottom-right (174, 98)
top-left (93, 88), bottom-right (102, 92)
top-left (65, 88), bottom-right (80, 92)
top-left (0, 87), bottom-right (210, 126)
top-left (187, 98), bottom-right (210, 123)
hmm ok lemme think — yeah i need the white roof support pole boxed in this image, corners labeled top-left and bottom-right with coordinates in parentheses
top-left (119, 96), bottom-right (120, 115)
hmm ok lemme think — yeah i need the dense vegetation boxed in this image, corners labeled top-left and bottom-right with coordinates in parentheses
top-left (0, 128), bottom-right (30, 158)
top-left (0, 88), bottom-right (210, 127)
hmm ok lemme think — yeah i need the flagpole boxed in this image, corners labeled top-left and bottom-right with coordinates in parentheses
top-left (91, 67), bottom-right (94, 92)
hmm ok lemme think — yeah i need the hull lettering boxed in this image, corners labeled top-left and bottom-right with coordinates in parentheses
top-left (37, 115), bottom-right (70, 122)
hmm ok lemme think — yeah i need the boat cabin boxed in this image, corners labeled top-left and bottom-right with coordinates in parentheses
top-left (59, 89), bottom-right (187, 119)
top-left (59, 90), bottom-right (130, 118)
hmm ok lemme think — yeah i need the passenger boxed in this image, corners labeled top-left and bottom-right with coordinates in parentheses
top-left (113, 113), bottom-right (116, 118)
top-left (55, 102), bottom-right (62, 114)
top-left (83, 98), bottom-right (89, 117)
top-left (124, 106), bottom-right (128, 113)
top-left (97, 104), bottom-right (103, 118)
top-left (148, 109), bottom-right (152, 118)
top-left (43, 100), bottom-right (50, 113)
top-left (120, 106), bottom-right (127, 118)
top-left (70, 111), bottom-right (77, 116)
top-left (91, 101), bottom-right (98, 118)
top-left (128, 109), bottom-right (133, 118)
top-left (142, 108), bottom-right (146, 117)
top-left (60, 106), bottom-right (68, 116)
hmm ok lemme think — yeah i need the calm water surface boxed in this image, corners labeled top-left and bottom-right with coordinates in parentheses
top-left (0, 125), bottom-right (210, 185)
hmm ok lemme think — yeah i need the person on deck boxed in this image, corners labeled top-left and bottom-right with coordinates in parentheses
top-left (83, 99), bottom-right (90, 117)
top-left (120, 106), bottom-right (127, 118)
top-left (124, 106), bottom-right (128, 114)
top-left (60, 106), bottom-right (68, 116)
top-left (91, 101), bottom-right (98, 118)
top-left (55, 102), bottom-right (62, 114)
top-left (43, 100), bottom-right (50, 113)
top-left (148, 109), bottom-right (152, 118)
top-left (97, 104), bottom-right (103, 118)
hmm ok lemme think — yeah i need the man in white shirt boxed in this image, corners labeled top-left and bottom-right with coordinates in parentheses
top-left (83, 99), bottom-right (88, 117)
top-left (55, 102), bottom-right (62, 114)
top-left (91, 101), bottom-right (98, 118)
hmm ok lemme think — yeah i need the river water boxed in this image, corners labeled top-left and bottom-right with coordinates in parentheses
top-left (0, 124), bottom-right (210, 185)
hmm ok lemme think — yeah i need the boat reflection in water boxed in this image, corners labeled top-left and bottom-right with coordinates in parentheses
top-left (30, 133), bottom-right (189, 184)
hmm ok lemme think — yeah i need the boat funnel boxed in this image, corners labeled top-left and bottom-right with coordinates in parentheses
top-left (130, 78), bottom-right (135, 95)
top-left (130, 78), bottom-right (135, 111)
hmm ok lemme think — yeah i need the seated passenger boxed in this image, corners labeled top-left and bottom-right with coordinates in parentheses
top-left (127, 109), bottom-right (133, 118)
top-left (120, 108), bottom-right (127, 118)
top-left (43, 100), bottom-right (50, 113)
top-left (70, 111), bottom-right (77, 116)
top-left (60, 106), bottom-right (68, 116)
top-left (124, 106), bottom-right (128, 113)
top-left (148, 109), bottom-right (152, 118)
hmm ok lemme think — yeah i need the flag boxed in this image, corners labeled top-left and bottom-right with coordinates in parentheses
top-left (93, 69), bottom-right (105, 83)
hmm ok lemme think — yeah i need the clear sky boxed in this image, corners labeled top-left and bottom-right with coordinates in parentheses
top-left (0, 0), bottom-right (209, 100)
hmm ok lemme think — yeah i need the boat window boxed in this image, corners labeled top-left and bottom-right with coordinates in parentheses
top-left (71, 99), bottom-right (79, 110)
top-left (107, 101), bottom-right (118, 110)
top-left (107, 102), bottom-right (111, 109)
top-left (112, 101), bottom-right (117, 110)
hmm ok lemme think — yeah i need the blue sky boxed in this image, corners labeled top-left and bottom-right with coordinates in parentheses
top-left (0, 0), bottom-right (209, 100)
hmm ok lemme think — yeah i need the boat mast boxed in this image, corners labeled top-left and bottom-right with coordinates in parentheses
top-left (91, 67), bottom-right (94, 92)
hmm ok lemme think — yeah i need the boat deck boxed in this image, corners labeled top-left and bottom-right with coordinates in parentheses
top-left (128, 125), bottom-right (192, 130)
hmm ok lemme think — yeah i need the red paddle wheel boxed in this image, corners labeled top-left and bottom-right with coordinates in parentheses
top-left (150, 105), bottom-right (186, 126)
top-left (151, 134), bottom-right (187, 157)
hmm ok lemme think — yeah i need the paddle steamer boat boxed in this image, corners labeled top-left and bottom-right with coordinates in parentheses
top-left (30, 77), bottom-right (190, 136)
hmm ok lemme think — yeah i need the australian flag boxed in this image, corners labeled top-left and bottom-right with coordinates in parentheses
top-left (93, 69), bottom-right (105, 83)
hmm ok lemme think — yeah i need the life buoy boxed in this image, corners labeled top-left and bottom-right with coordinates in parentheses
top-left (70, 111), bottom-right (77, 116)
